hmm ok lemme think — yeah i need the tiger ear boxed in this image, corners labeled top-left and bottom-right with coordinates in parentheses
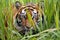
top-left (37, 1), bottom-right (44, 10)
top-left (15, 1), bottom-right (22, 9)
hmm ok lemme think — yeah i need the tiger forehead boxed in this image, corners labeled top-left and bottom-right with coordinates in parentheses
top-left (19, 6), bottom-right (38, 12)
top-left (19, 4), bottom-right (38, 10)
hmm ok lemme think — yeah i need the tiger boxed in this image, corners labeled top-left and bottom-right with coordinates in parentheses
top-left (13, 1), bottom-right (44, 35)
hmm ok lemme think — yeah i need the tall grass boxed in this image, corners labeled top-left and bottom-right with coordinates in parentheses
top-left (0, 0), bottom-right (60, 40)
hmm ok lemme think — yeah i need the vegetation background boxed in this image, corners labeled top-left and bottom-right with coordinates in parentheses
top-left (0, 0), bottom-right (60, 40)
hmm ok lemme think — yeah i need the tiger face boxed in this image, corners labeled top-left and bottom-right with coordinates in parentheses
top-left (13, 1), bottom-right (44, 34)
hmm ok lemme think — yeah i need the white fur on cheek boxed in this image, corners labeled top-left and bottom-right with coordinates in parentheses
top-left (32, 9), bottom-right (37, 18)
top-left (21, 9), bottom-right (26, 15)
top-left (33, 9), bottom-right (37, 13)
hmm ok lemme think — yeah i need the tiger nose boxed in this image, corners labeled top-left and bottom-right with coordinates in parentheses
top-left (25, 19), bottom-right (31, 27)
